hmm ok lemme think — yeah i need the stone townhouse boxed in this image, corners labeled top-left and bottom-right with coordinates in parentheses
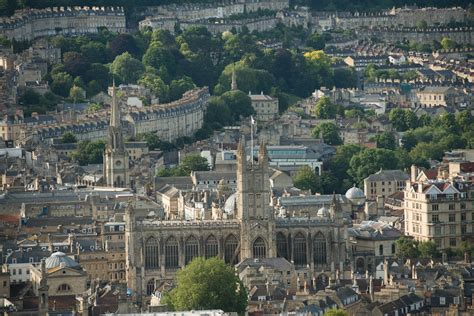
top-left (0, 6), bottom-right (126, 41)
top-left (404, 166), bottom-right (474, 250)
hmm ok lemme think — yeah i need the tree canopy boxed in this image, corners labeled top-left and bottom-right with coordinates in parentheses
top-left (293, 165), bottom-right (321, 194)
top-left (163, 257), bottom-right (247, 313)
top-left (312, 96), bottom-right (339, 119)
top-left (110, 52), bottom-right (145, 84)
top-left (325, 309), bottom-right (349, 316)
top-left (157, 153), bottom-right (209, 177)
top-left (312, 122), bottom-right (342, 145)
top-left (70, 140), bottom-right (106, 165)
top-left (61, 132), bottom-right (77, 144)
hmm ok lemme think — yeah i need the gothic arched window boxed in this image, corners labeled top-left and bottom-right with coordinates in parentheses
top-left (146, 279), bottom-right (155, 295)
top-left (224, 234), bottom-right (238, 264)
top-left (205, 235), bottom-right (218, 258)
top-left (294, 232), bottom-right (307, 266)
top-left (145, 237), bottom-right (159, 269)
top-left (276, 232), bottom-right (288, 259)
top-left (185, 236), bottom-right (199, 264)
top-left (313, 232), bottom-right (327, 266)
top-left (165, 236), bottom-right (179, 269)
top-left (253, 237), bottom-right (266, 259)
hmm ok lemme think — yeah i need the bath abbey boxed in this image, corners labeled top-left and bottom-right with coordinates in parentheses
top-left (125, 137), bottom-right (349, 305)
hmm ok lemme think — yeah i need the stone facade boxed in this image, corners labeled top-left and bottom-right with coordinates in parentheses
top-left (125, 139), bottom-right (348, 306)
top-left (415, 86), bottom-right (457, 108)
top-left (139, 0), bottom-right (288, 34)
top-left (103, 82), bottom-right (129, 188)
top-left (249, 92), bottom-right (279, 122)
top-left (403, 167), bottom-right (474, 250)
top-left (0, 6), bottom-right (126, 41)
top-left (358, 27), bottom-right (474, 46)
top-left (12, 87), bottom-right (208, 146)
top-left (124, 88), bottom-right (209, 141)
top-left (364, 170), bottom-right (409, 201)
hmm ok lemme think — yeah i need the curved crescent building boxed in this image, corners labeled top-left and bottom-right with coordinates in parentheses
top-left (0, 6), bottom-right (126, 41)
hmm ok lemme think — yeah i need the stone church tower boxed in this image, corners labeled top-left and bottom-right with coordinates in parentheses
top-left (103, 81), bottom-right (129, 187)
top-left (236, 137), bottom-right (276, 259)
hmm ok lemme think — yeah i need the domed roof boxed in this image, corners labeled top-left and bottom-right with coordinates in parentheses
top-left (223, 193), bottom-right (236, 215)
top-left (317, 205), bottom-right (329, 217)
top-left (45, 252), bottom-right (80, 270)
top-left (345, 186), bottom-right (366, 206)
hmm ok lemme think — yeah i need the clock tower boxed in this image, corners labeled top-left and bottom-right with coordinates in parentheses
top-left (103, 81), bottom-right (129, 188)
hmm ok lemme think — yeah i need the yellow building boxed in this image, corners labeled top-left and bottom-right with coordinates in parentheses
top-left (30, 252), bottom-right (87, 297)
top-left (249, 92), bottom-right (279, 122)
top-left (416, 86), bottom-right (456, 108)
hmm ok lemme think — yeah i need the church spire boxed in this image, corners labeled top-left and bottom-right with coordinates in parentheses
top-left (231, 64), bottom-right (238, 91)
top-left (110, 78), bottom-right (120, 128)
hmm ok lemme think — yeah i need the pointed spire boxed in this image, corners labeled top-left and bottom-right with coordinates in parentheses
top-left (110, 78), bottom-right (120, 128)
top-left (231, 64), bottom-right (238, 91)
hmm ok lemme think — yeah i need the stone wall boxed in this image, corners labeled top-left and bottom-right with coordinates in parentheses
top-left (0, 6), bottom-right (126, 41)
top-left (358, 27), bottom-right (474, 45)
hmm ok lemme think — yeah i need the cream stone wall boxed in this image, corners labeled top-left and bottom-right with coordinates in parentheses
top-left (404, 182), bottom-right (474, 250)
top-left (0, 7), bottom-right (126, 41)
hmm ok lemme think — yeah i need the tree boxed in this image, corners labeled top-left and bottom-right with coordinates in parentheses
top-left (51, 72), bottom-right (73, 97)
top-left (409, 142), bottom-right (445, 162)
top-left (441, 37), bottom-right (456, 50)
top-left (418, 241), bottom-right (440, 259)
top-left (204, 96), bottom-right (233, 128)
top-left (61, 132), bottom-right (77, 143)
top-left (348, 148), bottom-right (400, 185)
top-left (139, 132), bottom-right (161, 150)
top-left (163, 257), bottom-right (247, 312)
top-left (293, 165), bottom-right (321, 194)
top-left (80, 41), bottom-right (107, 64)
top-left (325, 309), bottom-right (349, 316)
top-left (110, 52), bottom-right (145, 84)
top-left (389, 108), bottom-right (408, 131)
top-left (396, 236), bottom-right (420, 259)
top-left (455, 110), bottom-right (473, 132)
top-left (180, 154), bottom-right (210, 175)
top-left (138, 73), bottom-right (169, 102)
top-left (306, 33), bottom-right (326, 50)
top-left (142, 43), bottom-right (179, 78)
top-left (312, 122), bottom-right (342, 145)
top-left (312, 96), bottom-right (337, 119)
top-left (334, 68), bottom-right (357, 88)
top-left (69, 86), bottom-right (86, 103)
top-left (373, 131), bottom-right (396, 150)
top-left (107, 33), bottom-right (140, 59)
top-left (70, 140), bottom-right (106, 165)
top-left (63, 52), bottom-right (90, 77)
top-left (217, 62), bottom-right (275, 96)
top-left (86, 103), bottom-right (102, 113)
top-left (169, 76), bottom-right (195, 101)
top-left (220, 90), bottom-right (254, 121)
top-left (19, 89), bottom-right (41, 105)
top-left (416, 20), bottom-right (428, 29)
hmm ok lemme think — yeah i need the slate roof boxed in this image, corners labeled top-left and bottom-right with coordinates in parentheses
top-left (365, 169), bottom-right (409, 182)
top-left (348, 221), bottom-right (402, 240)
